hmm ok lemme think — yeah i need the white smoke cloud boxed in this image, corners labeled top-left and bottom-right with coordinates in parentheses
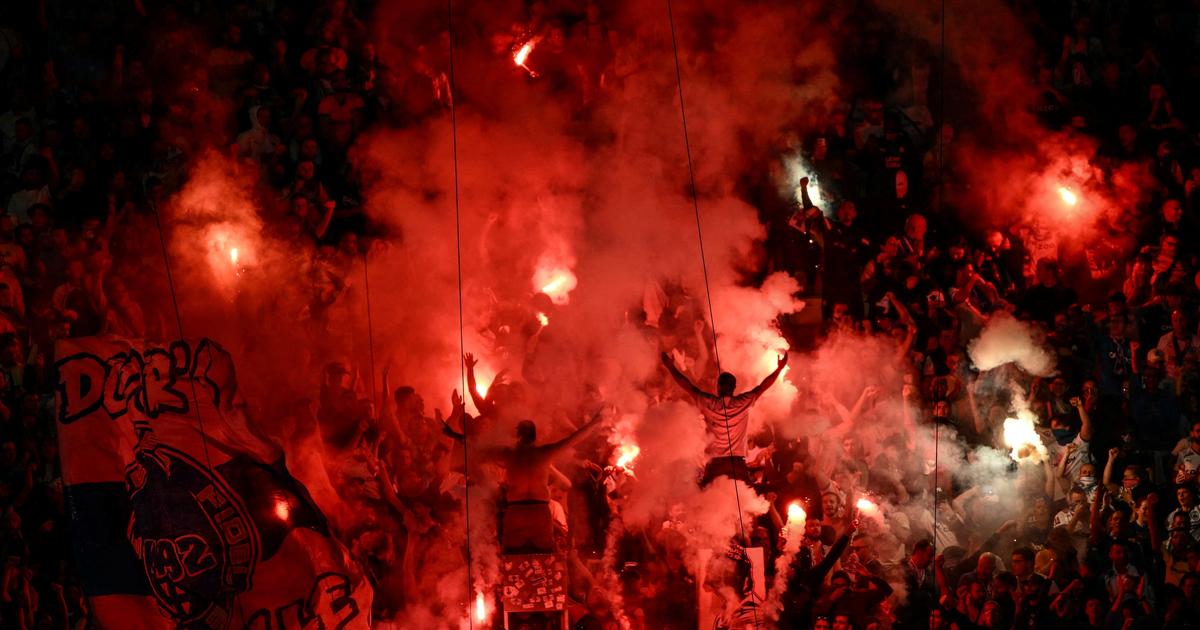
top-left (967, 313), bottom-right (1054, 376)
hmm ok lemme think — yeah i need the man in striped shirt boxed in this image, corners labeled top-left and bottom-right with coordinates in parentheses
top-left (661, 351), bottom-right (788, 487)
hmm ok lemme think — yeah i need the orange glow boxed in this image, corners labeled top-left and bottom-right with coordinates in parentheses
top-left (615, 444), bottom-right (640, 470)
top-left (533, 266), bottom-right (577, 305)
top-left (513, 39), bottom-right (540, 77)
top-left (786, 502), bottom-right (806, 525)
top-left (541, 276), bottom-right (566, 294)
top-left (230, 247), bottom-right (239, 265)
top-left (514, 42), bottom-right (534, 66)
top-left (1057, 186), bottom-right (1078, 206)
top-left (1003, 415), bottom-right (1048, 463)
top-left (856, 498), bottom-right (877, 513)
top-left (274, 497), bottom-right (290, 521)
top-left (474, 592), bottom-right (487, 623)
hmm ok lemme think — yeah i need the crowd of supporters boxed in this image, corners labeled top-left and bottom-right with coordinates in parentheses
top-left (2, 1), bottom-right (1200, 629)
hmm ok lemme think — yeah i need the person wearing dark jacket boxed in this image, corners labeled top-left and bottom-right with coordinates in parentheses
top-left (778, 517), bottom-right (858, 627)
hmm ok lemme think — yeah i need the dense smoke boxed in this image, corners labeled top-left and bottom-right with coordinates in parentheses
top-left (968, 312), bottom-right (1054, 376)
top-left (131, 0), bottom-right (1160, 626)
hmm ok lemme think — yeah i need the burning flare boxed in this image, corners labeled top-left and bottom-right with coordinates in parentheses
top-left (475, 591), bottom-right (487, 623)
top-left (615, 444), bottom-right (640, 471)
top-left (1003, 416), bottom-right (1048, 463)
top-left (534, 266), bottom-right (577, 305)
top-left (536, 312), bottom-right (550, 327)
top-left (513, 38), bottom-right (540, 77)
top-left (855, 498), bottom-right (877, 513)
top-left (229, 247), bottom-right (240, 265)
top-left (1057, 186), bottom-right (1078, 207)
top-left (783, 502), bottom-right (808, 552)
top-left (273, 497), bottom-right (290, 521)
top-left (786, 502), bottom-right (806, 526)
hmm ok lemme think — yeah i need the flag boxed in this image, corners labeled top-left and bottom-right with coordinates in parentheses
top-left (56, 335), bottom-right (372, 629)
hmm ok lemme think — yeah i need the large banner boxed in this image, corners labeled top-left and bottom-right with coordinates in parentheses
top-left (55, 336), bottom-right (371, 630)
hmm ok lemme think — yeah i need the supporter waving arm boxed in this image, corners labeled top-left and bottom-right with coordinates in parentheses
top-left (661, 351), bottom-right (707, 398)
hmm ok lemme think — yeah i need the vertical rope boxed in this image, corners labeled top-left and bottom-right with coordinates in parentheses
top-left (664, 2), bottom-right (760, 627)
top-left (445, 0), bottom-right (475, 626)
top-left (933, 0), bottom-right (947, 586)
top-left (148, 200), bottom-right (218, 482)
top-left (148, 198), bottom-right (243, 622)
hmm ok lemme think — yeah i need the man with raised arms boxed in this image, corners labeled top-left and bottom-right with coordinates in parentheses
top-left (661, 351), bottom-right (788, 487)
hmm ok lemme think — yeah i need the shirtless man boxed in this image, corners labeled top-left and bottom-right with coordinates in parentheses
top-left (443, 407), bottom-right (609, 554)
top-left (503, 412), bottom-right (608, 553)
top-left (661, 351), bottom-right (788, 487)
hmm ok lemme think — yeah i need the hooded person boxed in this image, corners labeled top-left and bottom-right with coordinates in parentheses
top-left (236, 105), bottom-right (281, 162)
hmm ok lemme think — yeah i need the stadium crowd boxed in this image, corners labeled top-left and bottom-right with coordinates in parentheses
top-left (2, 0), bottom-right (1200, 629)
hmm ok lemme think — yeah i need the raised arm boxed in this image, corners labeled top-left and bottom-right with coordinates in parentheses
top-left (901, 383), bottom-right (918, 445)
top-left (1102, 448), bottom-right (1119, 494)
top-left (380, 367), bottom-right (391, 422)
top-left (435, 392), bottom-right (468, 442)
top-left (1070, 396), bottom-right (1093, 442)
top-left (839, 385), bottom-right (879, 427)
top-left (813, 518), bottom-right (857, 580)
top-left (437, 413), bottom-right (466, 442)
top-left (1056, 443), bottom-right (1074, 480)
top-left (934, 553), bottom-right (949, 598)
top-left (967, 378), bottom-right (987, 437)
top-left (544, 407), bottom-right (611, 456)
top-left (750, 352), bottom-right (789, 397)
top-left (691, 320), bottom-right (710, 381)
top-left (313, 201), bottom-right (336, 240)
top-left (890, 292), bottom-right (917, 363)
top-left (463, 353), bottom-right (494, 415)
top-left (661, 351), bottom-right (706, 398)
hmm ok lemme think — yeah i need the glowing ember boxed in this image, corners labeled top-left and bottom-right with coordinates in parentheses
top-left (230, 247), bottom-right (239, 265)
top-left (1003, 416), bottom-right (1047, 463)
top-left (1057, 186), bottom-right (1078, 206)
top-left (274, 497), bottom-right (290, 521)
top-left (513, 38), bottom-right (540, 77)
top-left (514, 42), bottom-right (533, 66)
top-left (615, 444), bottom-right (640, 470)
top-left (542, 276), bottom-right (566, 294)
top-left (786, 502), bottom-right (806, 526)
top-left (536, 312), bottom-right (549, 327)
top-left (474, 592), bottom-right (487, 623)
top-left (534, 266), bottom-right (577, 305)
